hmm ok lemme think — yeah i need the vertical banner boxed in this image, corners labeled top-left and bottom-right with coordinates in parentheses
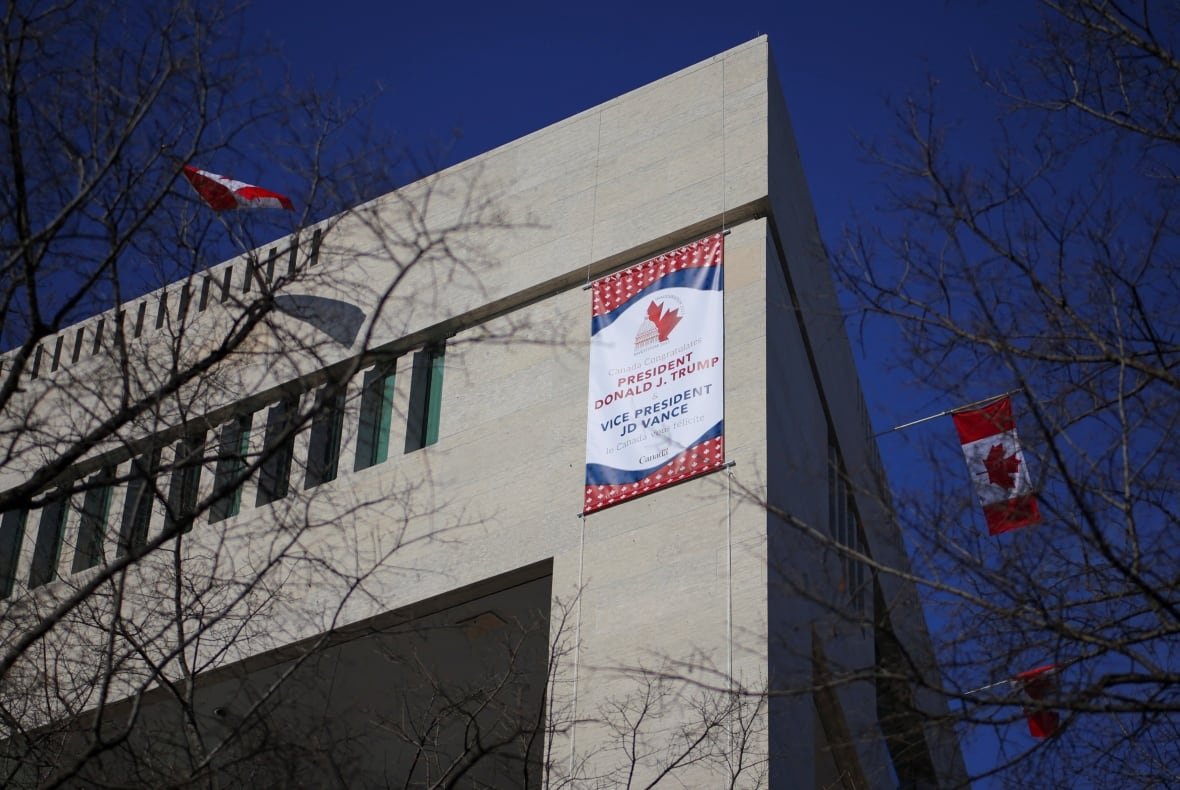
top-left (584, 234), bottom-right (725, 515)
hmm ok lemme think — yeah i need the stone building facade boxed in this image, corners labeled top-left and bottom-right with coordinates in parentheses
top-left (0, 38), bottom-right (963, 788)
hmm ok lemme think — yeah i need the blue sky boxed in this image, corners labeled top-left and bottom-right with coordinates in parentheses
top-left (243, 1), bottom-right (1031, 248)
top-left (242, 1), bottom-right (1043, 784)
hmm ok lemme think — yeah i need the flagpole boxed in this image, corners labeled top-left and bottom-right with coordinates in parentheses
top-left (872, 388), bottom-right (1023, 438)
top-left (961, 677), bottom-right (1016, 696)
top-left (962, 662), bottom-right (1061, 697)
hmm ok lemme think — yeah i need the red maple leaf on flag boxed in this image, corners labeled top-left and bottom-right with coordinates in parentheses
top-left (646, 301), bottom-right (681, 342)
top-left (984, 443), bottom-right (1021, 489)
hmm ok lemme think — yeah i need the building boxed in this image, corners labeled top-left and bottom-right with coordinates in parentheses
top-left (0, 38), bottom-right (964, 787)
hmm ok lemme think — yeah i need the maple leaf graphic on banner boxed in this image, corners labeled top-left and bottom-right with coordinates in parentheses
top-left (984, 443), bottom-right (1022, 489)
top-left (646, 301), bottom-right (681, 342)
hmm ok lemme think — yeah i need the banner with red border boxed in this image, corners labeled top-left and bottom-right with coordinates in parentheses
top-left (584, 234), bottom-right (725, 514)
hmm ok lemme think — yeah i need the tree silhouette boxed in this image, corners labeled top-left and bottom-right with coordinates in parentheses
top-left (0, 0), bottom-right (521, 785)
top-left (821, 1), bottom-right (1180, 785)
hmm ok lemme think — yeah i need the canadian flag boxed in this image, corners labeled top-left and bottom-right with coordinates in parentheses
top-left (952, 396), bottom-right (1041, 535)
top-left (181, 165), bottom-right (294, 211)
top-left (1015, 664), bottom-right (1060, 738)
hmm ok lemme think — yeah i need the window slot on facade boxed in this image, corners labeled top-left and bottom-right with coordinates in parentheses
top-left (210, 415), bottom-right (252, 523)
top-left (72, 327), bottom-right (84, 363)
top-left (221, 266), bottom-right (233, 301)
top-left (256, 399), bottom-right (297, 507)
top-left (31, 345), bottom-right (42, 379)
top-left (73, 468), bottom-right (114, 573)
top-left (177, 284), bottom-right (191, 323)
top-left (0, 509), bottom-right (29, 600)
top-left (50, 336), bottom-right (63, 372)
top-left (117, 449), bottom-right (160, 557)
top-left (113, 310), bottom-right (125, 344)
top-left (306, 385), bottom-right (346, 489)
top-left (355, 362), bottom-right (396, 471)
top-left (308, 228), bottom-right (322, 267)
top-left (828, 431), bottom-right (867, 612)
top-left (827, 442), bottom-right (838, 540)
top-left (852, 523), bottom-right (867, 612)
top-left (837, 479), bottom-right (848, 549)
top-left (286, 244), bottom-right (298, 277)
top-left (29, 493), bottom-right (69, 588)
top-left (134, 302), bottom-right (147, 337)
top-left (166, 434), bottom-right (205, 534)
top-left (92, 318), bottom-right (104, 354)
top-left (156, 292), bottom-right (168, 329)
top-left (264, 247), bottom-right (277, 285)
top-left (404, 345), bottom-right (444, 453)
top-left (198, 276), bottom-right (212, 312)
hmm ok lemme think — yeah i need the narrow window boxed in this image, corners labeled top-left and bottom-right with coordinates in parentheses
top-left (73, 467), bottom-right (114, 572)
top-left (166, 435), bottom-right (205, 534)
top-left (29, 493), bottom-right (69, 588)
top-left (118, 449), bottom-right (160, 557)
top-left (198, 276), bottom-right (211, 312)
top-left (355, 361), bottom-right (395, 471)
top-left (405, 344), bottom-right (444, 453)
top-left (828, 430), bottom-right (866, 612)
top-left (842, 491), bottom-right (857, 608)
top-left (308, 228), bottom-right (322, 267)
top-left (264, 247), bottom-right (277, 284)
top-left (306, 384), bottom-right (345, 488)
top-left (837, 483), bottom-right (848, 549)
top-left (853, 522), bottom-right (867, 612)
top-left (177, 284), bottom-right (191, 323)
top-left (51, 336), bottom-right (63, 371)
top-left (256, 398), bottom-right (297, 507)
top-left (92, 318), bottom-right (104, 354)
top-left (0, 509), bottom-right (28, 599)
top-left (134, 301), bottom-right (147, 337)
top-left (210, 415), bottom-right (252, 523)
top-left (827, 441), bottom-right (838, 538)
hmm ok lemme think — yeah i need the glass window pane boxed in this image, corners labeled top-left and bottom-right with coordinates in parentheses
top-left (0, 509), bottom-right (28, 599)
top-left (827, 443), bottom-right (838, 538)
top-left (166, 435), bottom-right (205, 534)
top-left (256, 398), bottom-right (297, 507)
top-left (73, 468), bottom-right (114, 572)
top-left (118, 449), bottom-right (160, 557)
top-left (405, 344), bottom-right (444, 453)
top-left (210, 415), bottom-right (252, 523)
top-left (355, 361), bottom-right (395, 471)
top-left (29, 494), bottom-right (69, 588)
top-left (306, 385), bottom-right (345, 488)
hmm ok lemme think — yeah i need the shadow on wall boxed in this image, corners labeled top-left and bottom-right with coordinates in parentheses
top-left (274, 294), bottom-right (366, 347)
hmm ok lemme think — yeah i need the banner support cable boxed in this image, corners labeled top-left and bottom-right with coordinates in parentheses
top-left (583, 110), bottom-right (604, 288)
top-left (568, 510), bottom-right (586, 777)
